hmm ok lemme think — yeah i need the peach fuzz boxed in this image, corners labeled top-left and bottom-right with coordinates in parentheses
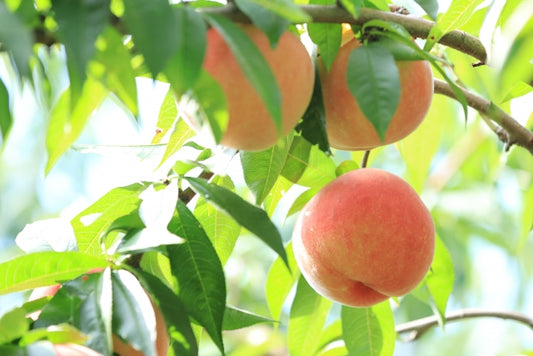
top-left (292, 168), bottom-right (435, 307)
top-left (182, 25), bottom-right (314, 151)
top-left (318, 31), bottom-right (433, 151)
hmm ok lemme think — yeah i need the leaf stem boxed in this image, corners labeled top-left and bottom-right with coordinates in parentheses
top-left (396, 308), bottom-right (533, 342)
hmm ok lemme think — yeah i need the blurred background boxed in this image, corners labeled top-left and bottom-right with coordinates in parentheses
top-left (1, 0), bottom-right (533, 354)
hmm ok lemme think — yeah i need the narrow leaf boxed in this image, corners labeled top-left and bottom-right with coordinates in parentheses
top-left (414, 0), bottom-right (439, 20)
top-left (346, 43), bottom-right (400, 141)
top-left (288, 276), bottom-right (332, 356)
top-left (123, 0), bottom-right (178, 77)
top-left (341, 302), bottom-right (395, 356)
top-left (164, 6), bottom-right (207, 95)
top-left (0, 2), bottom-right (33, 77)
top-left (157, 119), bottom-right (196, 169)
top-left (0, 307), bottom-right (31, 344)
top-left (71, 183), bottom-right (146, 255)
top-left (240, 135), bottom-right (292, 204)
top-left (0, 78), bottom-right (12, 145)
top-left (0, 251), bottom-right (108, 295)
top-left (167, 200), bottom-right (226, 354)
top-left (203, 13), bottom-right (282, 132)
top-left (152, 87), bottom-right (178, 144)
top-left (238, 0), bottom-right (311, 23)
top-left (338, 0), bottom-right (363, 18)
top-left (186, 177), bottom-right (289, 267)
top-left (234, 0), bottom-right (290, 46)
top-left (45, 78), bottom-right (107, 174)
top-left (281, 136), bottom-right (312, 183)
top-left (52, 0), bottom-right (111, 105)
top-left (223, 306), bottom-right (276, 330)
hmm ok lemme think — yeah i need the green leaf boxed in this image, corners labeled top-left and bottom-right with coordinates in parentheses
top-left (45, 78), bottom-right (107, 174)
top-left (123, 0), bottom-right (179, 77)
top-left (0, 2), bottom-right (33, 77)
top-left (71, 183), bottom-right (146, 255)
top-left (234, 0), bottom-right (290, 47)
top-left (137, 271), bottom-right (198, 356)
top-left (266, 242), bottom-right (300, 321)
top-left (424, 0), bottom-right (484, 51)
top-left (308, 22), bottom-right (342, 72)
top-left (152, 87), bottom-right (179, 144)
top-left (295, 65), bottom-right (330, 154)
top-left (414, 0), bottom-right (439, 20)
top-left (0, 78), bottom-right (12, 145)
top-left (164, 6), bottom-right (207, 95)
top-left (519, 184), bottom-right (533, 249)
top-left (0, 307), bottom-right (31, 344)
top-left (341, 302), bottom-right (395, 356)
top-left (194, 175), bottom-right (241, 266)
top-left (0, 251), bottom-right (108, 295)
top-left (412, 235), bottom-right (454, 322)
top-left (203, 13), bottom-right (282, 133)
top-left (157, 119), bottom-right (196, 169)
top-left (112, 270), bottom-right (158, 356)
top-left (316, 320), bottom-right (343, 354)
top-left (92, 26), bottom-right (138, 116)
top-left (288, 276), bottom-right (333, 356)
top-left (335, 160), bottom-right (359, 177)
top-left (338, 0), bottom-right (363, 18)
top-left (179, 69), bottom-right (228, 145)
top-left (223, 306), bottom-right (276, 330)
top-left (186, 177), bottom-right (289, 268)
top-left (281, 136), bottom-right (312, 184)
top-left (236, 0), bottom-right (311, 23)
top-left (167, 200), bottom-right (226, 354)
top-left (52, 0), bottom-right (110, 106)
top-left (241, 135), bottom-right (292, 204)
top-left (296, 144), bottom-right (336, 189)
top-left (346, 43), bottom-right (400, 142)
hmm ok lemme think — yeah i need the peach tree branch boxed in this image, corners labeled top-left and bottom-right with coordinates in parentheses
top-left (396, 308), bottom-right (533, 342)
top-left (434, 79), bottom-right (533, 155)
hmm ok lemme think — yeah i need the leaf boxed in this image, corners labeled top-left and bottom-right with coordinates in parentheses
top-left (308, 22), bottom-right (342, 72)
top-left (346, 43), bottom-right (400, 142)
top-left (52, 0), bottom-right (111, 105)
top-left (194, 175), bottom-right (241, 266)
top-left (152, 87), bottom-right (178, 144)
top-left (157, 119), bottom-right (196, 169)
top-left (341, 302), bottom-right (395, 356)
top-left (203, 13), bottom-right (282, 133)
top-left (240, 135), bottom-right (292, 204)
top-left (296, 144), bottom-right (336, 189)
top-left (281, 136), bottom-right (312, 184)
top-left (15, 218), bottom-right (77, 253)
top-left (223, 306), bottom-right (276, 330)
top-left (234, 0), bottom-right (290, 47)
top-left (295, 65), bottom-right (330, 154)
top-left (167, 200), bottom-right (226, 354)
top-left (92, 26), bottom-right (138, 116)
top-left (122, 0), bottom-right (179, 77)
top-left (45, 78), bottom-right (107, 174)
top-left (0, 78), bottom-right (12, 145)
top-left (288, 276), bottom-right (333, 356)
top-left (71, 182), bottom-right (147, 255)
top-left (316, 320), bottom-right (343, 353)
top-left (338, 0), bottom-right (363, 18)
top-left (0, 2), bottom-right (33, 77)
top-left (424, 0), bottom-right (484, 51)
top-left (411, 235), bottom-right (454, 323)
top-left (266, 242), bottom-right (300, 321)
top-left (186, 176), bottom-right (289, 268)
top-left (519, 184), bottom-right (533, 249)
top-left (164, 6), bottom-right (207, 95)
top-left (237, 0), bottom-right (311, 23)
top-left (0, 307), bottom-right (31, 344)
top-left (414, 0), bottom-right (439, 20)
top-left (0, 251), bottom-right (108, 295)
top-left (137, 271), bottom-right (198, 356)
top-left (112, 270), bottom-right (158, 356)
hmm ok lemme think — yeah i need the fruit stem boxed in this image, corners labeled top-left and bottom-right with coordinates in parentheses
top-left (361, 150), bottom-right (371, 168)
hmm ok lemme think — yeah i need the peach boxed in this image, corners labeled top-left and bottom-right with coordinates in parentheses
top-left (318, 30), bottom-right (433, 151)
top-left (182, 24), bottom-right (314, 151)
top-left (292, 168), bottom-right (435, 307)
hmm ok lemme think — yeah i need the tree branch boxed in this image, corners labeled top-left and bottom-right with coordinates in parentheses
top-left (396, 308), bottom-right (533, 342)
top-left (434, 79), bottom-right (533, 154)
top-left (198, 4), bottom-right (487, 64)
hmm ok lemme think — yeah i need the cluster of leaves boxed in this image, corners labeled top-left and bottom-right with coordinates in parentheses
top-left (0, 0), bottom-right (532, 355)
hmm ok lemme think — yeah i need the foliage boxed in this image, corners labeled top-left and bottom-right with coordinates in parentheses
top-left (0, 0), bottom-right (532, 355)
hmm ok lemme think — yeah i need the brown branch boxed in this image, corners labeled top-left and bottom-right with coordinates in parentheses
top-left (198, 4), bottom-right (487, 64)
top-left (433, 79), bottom-right (533, 154)
top-left (396, 308), bottom-right (533, 342)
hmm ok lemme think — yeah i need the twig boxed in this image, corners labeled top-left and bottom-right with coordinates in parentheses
top-left (433, 79), bottom-right (533, 155)
top-left (396, 308), bottom-right (533, 342)
top-left (361, 150), bottom-right (370, 168)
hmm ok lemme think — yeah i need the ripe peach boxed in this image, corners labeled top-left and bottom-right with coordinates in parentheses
top-left (292, 168), bottom-right (435, 307)
top-left (182, 25), bottom-right (315, 151)
top-left (28, 273), bottom-right (168, 356)
top-left (318, 30), bottom-right (433, 151)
